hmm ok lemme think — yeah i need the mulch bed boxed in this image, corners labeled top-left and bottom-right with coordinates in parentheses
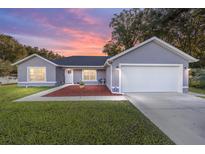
top-left (44, 85), bottom-right (121, 97)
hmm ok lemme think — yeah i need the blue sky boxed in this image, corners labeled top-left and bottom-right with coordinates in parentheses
top-left (0, 8), bottom-right (124, 56)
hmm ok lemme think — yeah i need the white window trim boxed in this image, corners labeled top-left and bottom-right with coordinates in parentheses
top-left (27, 66), bottom-right (47, 82)
top-left (82, 69), bottom-right (97, 82)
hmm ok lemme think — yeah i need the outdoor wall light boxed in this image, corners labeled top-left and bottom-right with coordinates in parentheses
top-left (184, 67), bottom-right (190, 71)
top-left (116, 66), bottom-right (120, 70)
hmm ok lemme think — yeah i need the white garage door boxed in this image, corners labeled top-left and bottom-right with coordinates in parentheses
top-left (121, 65), bottom-right (183, 93)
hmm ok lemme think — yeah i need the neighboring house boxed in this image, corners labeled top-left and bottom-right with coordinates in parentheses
top-left (12, 37), bottom-right (198, 93)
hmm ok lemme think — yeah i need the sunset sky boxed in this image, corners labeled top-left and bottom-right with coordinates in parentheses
top-left (0, 8), bottom-right (124, 56)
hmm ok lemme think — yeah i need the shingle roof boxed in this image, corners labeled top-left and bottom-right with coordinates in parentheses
top-left (52, 56), bottom-right (110, 66)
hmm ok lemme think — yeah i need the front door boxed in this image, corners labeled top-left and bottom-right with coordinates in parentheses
top-left (65, 69), bottom-right (73, 84)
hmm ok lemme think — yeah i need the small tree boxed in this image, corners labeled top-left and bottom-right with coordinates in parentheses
top-left (0, 59), bottom-right (13, 77)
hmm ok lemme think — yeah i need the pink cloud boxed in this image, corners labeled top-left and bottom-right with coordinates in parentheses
top-left (65, 9), bottom-right (99, 25)
top-left (54, 27), bottom-right (110, 56)
top-left (7, 9), bottom-right (110, 56)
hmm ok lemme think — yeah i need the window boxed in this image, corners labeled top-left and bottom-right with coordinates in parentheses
top-left (82, 70), bottom-right (97, 81)
top-left (28, 67), bottom-right (46, 82)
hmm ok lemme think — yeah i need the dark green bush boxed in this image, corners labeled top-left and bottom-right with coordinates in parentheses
top-left (189, 69), bottom-right (205, 89)
top-left (79, 81), bottom-right (85, 85)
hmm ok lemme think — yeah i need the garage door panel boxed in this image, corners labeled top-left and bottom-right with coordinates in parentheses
top-left (121, 65), bottom-right (182, 92)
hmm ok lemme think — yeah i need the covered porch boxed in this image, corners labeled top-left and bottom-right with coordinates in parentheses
top-left (62, 68), bottom-right (106, 85)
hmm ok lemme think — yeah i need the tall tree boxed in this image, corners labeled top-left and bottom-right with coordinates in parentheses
top-left (24, 46), bottom-right (62, 60)
top-left (0, 34), bottom-right (27, 63)
top-left (109, 9), bottom-right (144, 50)
top-left (104, 8), bottom-right (205, 67)
top-left (103, 40), bottom-right (123, 56)
top-left (0, 34), bottom-right (63, 76)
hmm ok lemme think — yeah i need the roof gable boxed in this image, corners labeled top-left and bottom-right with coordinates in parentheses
top-left (12, 54), bottom-right (58, 66)
top-left (107, 37), bottom-right (198, 63)
top-left (12, 54), bottom-right (110, 67)
top-left (13, 37), bottom-right (197, 67)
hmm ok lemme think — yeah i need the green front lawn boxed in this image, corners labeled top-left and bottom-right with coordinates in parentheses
top-left (0, 85), bottom-right (174, 144)
top-left (189, 87), bottom-right (205, 95)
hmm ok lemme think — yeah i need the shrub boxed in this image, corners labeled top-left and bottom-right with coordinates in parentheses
top-left (189, 69), bottom-right (205, 89)
top-left (79, 81), bottom-right (85, 86)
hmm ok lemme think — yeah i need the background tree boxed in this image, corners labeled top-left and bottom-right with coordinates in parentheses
top-left (0, 59), bottom-right (13, 76)
top-left (0, 34), bottom-right (63, 76)
top-left (104, 8), bottom-right (205, 68)
top-left (0, 34), bottom-right (27, 63)
top-left (24, 46), bottom-right (62, 60)
top-left (103, 40), bottom-right (123, 56)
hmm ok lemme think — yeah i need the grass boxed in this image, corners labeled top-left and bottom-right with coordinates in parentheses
top-left (0, 84), bottom-right (49, 103)
top-left (0, 85), bottom-right (174, 144)
top-left (189, 87), bottom-right (205, 95)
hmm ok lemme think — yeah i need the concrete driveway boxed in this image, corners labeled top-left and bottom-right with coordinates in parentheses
top-left (126, 93), bottom-right (205, 145)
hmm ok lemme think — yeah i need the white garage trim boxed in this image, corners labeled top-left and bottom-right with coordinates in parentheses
top-left (119, 63), bottom-right (183, 93)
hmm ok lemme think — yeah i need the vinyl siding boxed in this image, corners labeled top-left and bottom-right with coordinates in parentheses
top-left (17, 56), bottom-right (56, 86)
top-left (56, 67), bottom-right (65, 85)
top-left (110, 41), bottom-right (189, 92)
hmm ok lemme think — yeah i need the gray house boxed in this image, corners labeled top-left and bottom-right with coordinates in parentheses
top-left (13, 37), bottom-right (198, 93)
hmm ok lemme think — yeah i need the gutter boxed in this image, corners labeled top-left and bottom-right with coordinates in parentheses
top-left (57, 65), bottom-right (105, 68)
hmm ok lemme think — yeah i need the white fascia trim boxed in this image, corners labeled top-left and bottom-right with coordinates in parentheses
top-left (60, 65), bottom-right (105, 68)
top-left (12, 54), bottom-right (58, 66)
top-left (106, 36), bottom-right (198, 63)
top-left (18, 81), bottom-right (57, 84)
